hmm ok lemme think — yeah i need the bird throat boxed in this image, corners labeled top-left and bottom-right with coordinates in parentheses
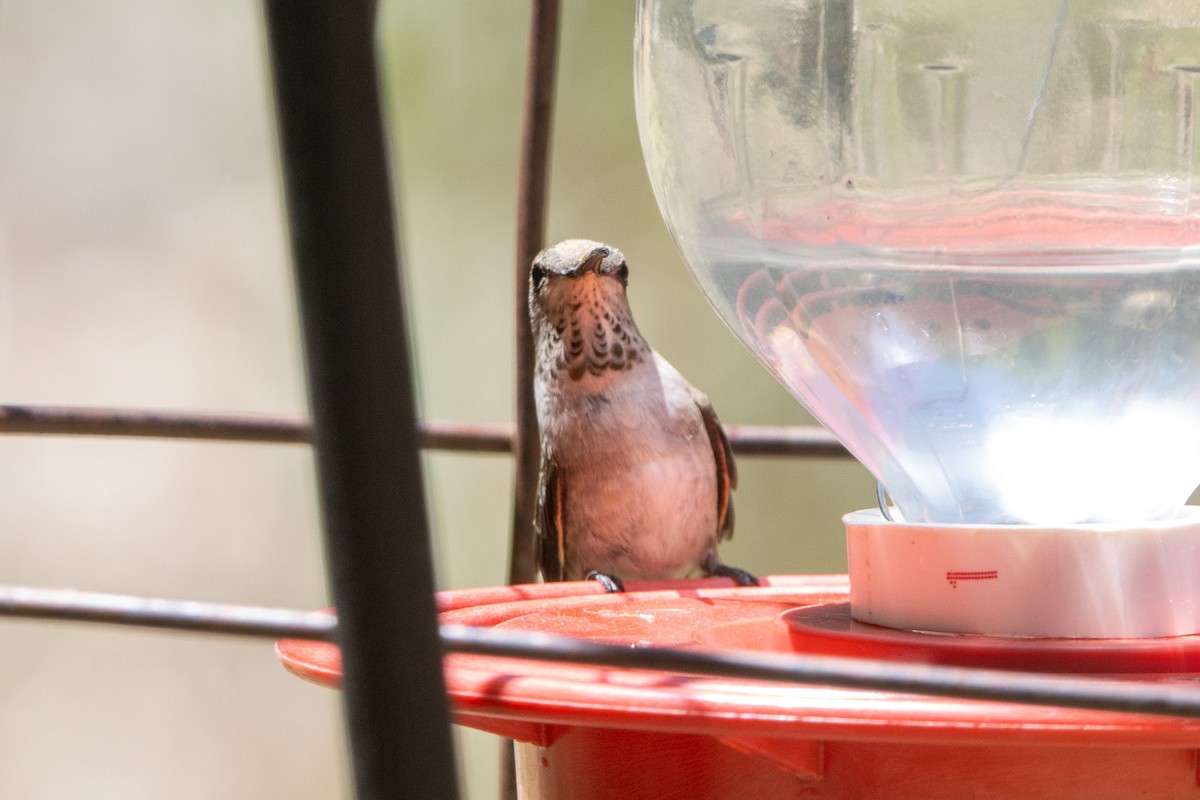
top-left (549, 286), bottom-right (650, 382)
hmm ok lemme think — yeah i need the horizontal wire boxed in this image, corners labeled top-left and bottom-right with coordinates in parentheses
top-left (723, 423), bottom-right (847, 457)
top-left (0, 585), bottom-right (337, 641)
top-left (442, 624), bottom-right (1200, 720)
top-left (2, 584), bottom-right (1199, 720)
top-left (0, 404), bottom-right (848, 457)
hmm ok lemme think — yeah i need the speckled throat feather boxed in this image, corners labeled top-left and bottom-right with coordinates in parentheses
top-left (545, 282), bottom-right (649, 381)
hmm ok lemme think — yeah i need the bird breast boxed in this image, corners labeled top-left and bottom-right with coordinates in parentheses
top-left (538, 351), bottom-right (706, 465)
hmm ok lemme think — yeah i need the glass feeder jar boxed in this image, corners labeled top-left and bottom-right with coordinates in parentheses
top-left (635, 0), bottom-right (1200, 637)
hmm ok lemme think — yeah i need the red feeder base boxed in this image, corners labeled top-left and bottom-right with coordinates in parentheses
top-left (278, 576), bottom-right (1200, 799)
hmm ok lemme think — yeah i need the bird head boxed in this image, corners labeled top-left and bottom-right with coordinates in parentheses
top-left (528, 240), bottom-right (648, 381)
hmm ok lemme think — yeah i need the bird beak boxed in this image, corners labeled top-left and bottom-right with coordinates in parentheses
top-left (573, 247), bottom-right (610, 277)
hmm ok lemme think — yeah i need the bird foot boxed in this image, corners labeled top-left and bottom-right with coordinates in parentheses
top-left (703, 557), bottom-right (760, 587)
top-left (584, 571), bottom-right (626, 593)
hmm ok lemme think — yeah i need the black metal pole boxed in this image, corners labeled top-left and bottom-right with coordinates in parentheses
top-left (261, 4), bottom-right (460, 800)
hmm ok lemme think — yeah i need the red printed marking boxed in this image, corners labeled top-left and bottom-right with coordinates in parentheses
top-left (946, 570), bottom-right (998, 588)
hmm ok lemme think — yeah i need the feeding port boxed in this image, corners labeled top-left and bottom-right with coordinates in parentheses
top-left (280, 578), bottom-right (1200, 800)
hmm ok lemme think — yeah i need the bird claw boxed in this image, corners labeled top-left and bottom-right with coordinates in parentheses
top-left (703, 557), bottom-right (760, 587)
top-left (585, 571), bottom-right (626, 593)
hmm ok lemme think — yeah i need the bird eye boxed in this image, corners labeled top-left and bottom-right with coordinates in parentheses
top-left (617, 263), bottom-right (629, 283)
top-left (531, 263), bottom-right (546, 289)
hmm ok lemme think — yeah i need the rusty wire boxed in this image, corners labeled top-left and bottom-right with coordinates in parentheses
top-left (503, 3), bottom-right (565, 793)
top-left (509, 0), bottom-right (563, 592)
top-left (0, 404), bottom-right (847, 457)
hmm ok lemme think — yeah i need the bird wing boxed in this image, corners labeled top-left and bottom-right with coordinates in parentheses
top-left (535, 447), bottom-right (567, 581)
top-left (690, 386), bottom-right (736, 541)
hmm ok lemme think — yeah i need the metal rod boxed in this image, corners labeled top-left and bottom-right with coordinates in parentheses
top-left (0, 404), bottom-right (849, 458)
top-left (510, 0), bottom-right (563, 591)
top-left (440, 623), bottom-right (1200, 720)
top-left (3, 584), bottom-right (1199, 722)
top-left (0, 406), bottom-right (513, 453)
top-left (0, 586), bottom-right (336, 640)
top-left (262, 3), bottom-right (460, 800)
top-left (505, 4), bottom-right (563, 795)
top-left (422, 420), bottom-right (514, 454)
top-left (0, 405), bottom-right (312, 443)
top-left (724, 423), bottom-right (847, 457)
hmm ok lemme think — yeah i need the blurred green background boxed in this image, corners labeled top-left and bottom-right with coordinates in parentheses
top-left (0, 2), bottom-right (873, 798)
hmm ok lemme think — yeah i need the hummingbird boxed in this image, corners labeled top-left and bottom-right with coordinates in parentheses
top-left (528, 239), bottom-right (758, 592)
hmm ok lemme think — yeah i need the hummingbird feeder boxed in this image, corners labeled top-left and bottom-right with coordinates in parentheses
top-left (281, 1), bottom-right (1200, 797)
